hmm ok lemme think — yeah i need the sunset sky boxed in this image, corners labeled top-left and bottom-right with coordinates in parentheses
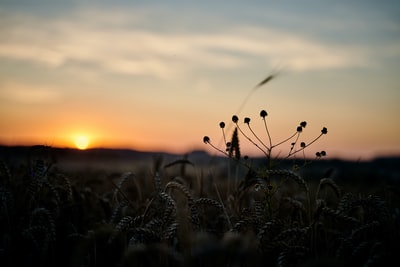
top-left (1, 0), bottom-right (399, 161)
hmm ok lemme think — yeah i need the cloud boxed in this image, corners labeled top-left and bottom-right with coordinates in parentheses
top-left (0, 82), bottom-right (63, 104)
top-left (0, 43), bottom-right (65, 67)
top-left (0, 8), bottom-right (383, 80)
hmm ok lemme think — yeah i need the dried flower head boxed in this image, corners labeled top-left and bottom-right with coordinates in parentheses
top-left (219, 122), bottom-right (225, 129)
top-left (244, 117), bottom-right (251, 124)
top-left (297, 126), bottom-right (303, 132)
top-left (300, 142), bottom-right (306, 148)
top-left (232, 115), bottom-right (239, 123)
top-left (203, 136), bottom-right (210, 144)
top-left (260, 110), bottom-right (268, 118)
top-left (321, 127), bottom-right (328, 134)
top-left (300, 121), bottom-right (307, 128)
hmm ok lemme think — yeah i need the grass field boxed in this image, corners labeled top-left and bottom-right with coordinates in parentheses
top-left (0, 145), bottom-right (399, 267)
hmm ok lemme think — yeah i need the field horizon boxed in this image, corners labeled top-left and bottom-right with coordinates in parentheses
top-left (1, 144), bottom-right (399, 184)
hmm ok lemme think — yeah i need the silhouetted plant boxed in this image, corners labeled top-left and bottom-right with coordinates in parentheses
top-left (203, 110), bottom-right (328, 169)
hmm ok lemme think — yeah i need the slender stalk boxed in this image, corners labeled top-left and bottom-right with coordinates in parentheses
top-left (235, 123), bottom-right (268, 156)
top-left (304, 133), bottom-right (324, 148)
top-left (214, 183), bottom-right (232, 229)
top-left (262, 118), bottom-right (273, 150)
top-left (287, 132), bottom-right (301, 157)
top-left (246, 123), bottom-right (269, 150)
top-left (204, 139), bottom-right (250, 169)
top-left (287, 133), bottom-right (324, 157)
top-left (272, 131), bottom-right (298, 148)
top-left (221, 127), bottom-right (227, 146)
top-left (206, 140), bottom-right (231, 158)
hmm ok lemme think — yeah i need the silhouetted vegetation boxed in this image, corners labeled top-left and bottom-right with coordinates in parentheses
top-left (0, 144), bottom-right (399, 267)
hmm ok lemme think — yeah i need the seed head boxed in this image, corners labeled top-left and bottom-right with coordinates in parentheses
top-left (260, 110), bottom-right (268, 118)
top-left (203, 136), bottom-right (210, 144)
top-left (320, 151), bottom-right (326, 156)
top-left (244, 117), bottom-right (251, 124)
top-left (297, 126), bottom-right (303, 132)
top-left (225, 142), bottom-right (231, 151)
top-left (232, 115), bottom-right (239, 123)
top-left (300, 142), bottom-right (306, 148)
top-left (316, 152), bottom-right (321, 157)
top-left (321, 127), bottom-right (328, 134)
top-left (219, 122), bottom-right (225, 129)
top-left (300, 121), bottom-right (307, 128)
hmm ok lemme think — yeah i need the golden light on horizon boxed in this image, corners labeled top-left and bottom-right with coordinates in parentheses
top-left (74, 135), bottom-right (90, 150)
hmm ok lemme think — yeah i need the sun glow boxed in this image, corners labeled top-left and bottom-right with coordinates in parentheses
top-left (74, 135), bottom-right (90, 150)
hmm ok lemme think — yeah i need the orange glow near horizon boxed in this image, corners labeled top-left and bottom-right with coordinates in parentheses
top-left (0, 119), bottom-right (399, 161)
top-left (1, 87), bottom-right (400, 161)
top-left (1, 93), bottom-right (400, 161)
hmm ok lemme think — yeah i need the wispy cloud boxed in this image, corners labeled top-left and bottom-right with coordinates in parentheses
top-left (0, 82), bottom-right (63, 104)
top-left (0, 8), bottom-right (384, 80)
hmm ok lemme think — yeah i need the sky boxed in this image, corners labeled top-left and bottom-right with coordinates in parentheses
top-left (1, 0), bottom-right (399, 161)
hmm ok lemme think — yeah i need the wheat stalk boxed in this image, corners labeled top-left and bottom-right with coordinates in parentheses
top-left (315, 177), bottom-right (341, 203)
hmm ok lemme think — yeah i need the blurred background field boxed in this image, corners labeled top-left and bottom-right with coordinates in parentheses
top-left (2, 145), bottom-right (399, 176)
top-left (2, 145), bottom-right (399, 201)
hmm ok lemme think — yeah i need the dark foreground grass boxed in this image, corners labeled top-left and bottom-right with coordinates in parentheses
top-left (0, 145), bottom-right (399, 267)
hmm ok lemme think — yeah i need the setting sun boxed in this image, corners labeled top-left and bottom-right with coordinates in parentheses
top-left (75, 135), bottom-right (90, 150)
